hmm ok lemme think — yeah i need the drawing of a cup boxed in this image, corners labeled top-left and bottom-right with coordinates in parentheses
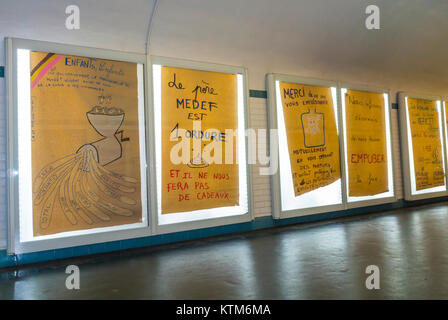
top-left (188, 149), bottom-right (209, 168)
top-left (78, 106), bottom-right (125, 166)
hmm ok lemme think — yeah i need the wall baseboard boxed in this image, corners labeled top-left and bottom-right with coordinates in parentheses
top-left (1, 196), bottom-right (447, 269)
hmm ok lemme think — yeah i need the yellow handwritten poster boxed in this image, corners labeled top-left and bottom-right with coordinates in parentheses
top-left (31, 51), bottom-right (143, 236)
top-left (408, 98), bottom-right (445, 190)
top-left (345, 90), bottom-right (388, 196)
top-left (161, 67), bottom-right (239, 214)
top-left (279, 82), bottom-right (341, 196)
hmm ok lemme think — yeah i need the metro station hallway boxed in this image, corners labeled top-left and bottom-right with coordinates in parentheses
top-left (1, 202), bottom-right (448, 300)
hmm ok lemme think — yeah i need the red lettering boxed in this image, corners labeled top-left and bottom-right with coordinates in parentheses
top-left (169, 169), bottom-right (180, 178)
top-left (350, 153), bottom-right (385, 164)
top-left (178, 193), bottom-right (190, 202)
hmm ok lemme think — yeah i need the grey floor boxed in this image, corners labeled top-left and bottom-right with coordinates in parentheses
top-left (1, 202), bottom-right (448, 299)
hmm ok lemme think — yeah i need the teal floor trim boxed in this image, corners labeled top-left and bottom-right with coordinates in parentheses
top-left (0, 250), bottom-right (17, 268)
top-left (2, 196), bottom-right (447, 269)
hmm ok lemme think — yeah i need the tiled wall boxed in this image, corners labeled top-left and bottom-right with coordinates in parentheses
top-left (391, 109), bottom-right (403, 199)
top-left (249, 97), bottom-right (273, 218)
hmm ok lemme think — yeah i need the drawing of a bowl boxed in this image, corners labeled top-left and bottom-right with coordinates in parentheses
top-left (87, 112), bottom-right (124, 137)
top-left (80, 106), bottom-right (126, 166)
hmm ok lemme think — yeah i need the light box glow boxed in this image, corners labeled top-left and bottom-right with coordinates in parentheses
top-left (153, 64), bottom-right (248, 225)
top-left (405, 97), bottom-right (446, 195)
top-left (341, 88), bottom-right (395, 203)
top-left (275, 80), bottom-right (343, 212)
top-left (16, 49), bottom-right (149, 242)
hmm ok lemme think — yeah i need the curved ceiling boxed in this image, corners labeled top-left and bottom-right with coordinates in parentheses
top-left (150, 0), bottom-right (448, 94)
top-left (0, 0), bottom-right (155, 53)
top-left (1, 0), bottom-right (448, 95)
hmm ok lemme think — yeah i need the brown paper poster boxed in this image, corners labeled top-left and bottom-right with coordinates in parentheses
top-left (345, 90), bottom-right (389, 196)
top-left (407, 97), bottom-right (445, 190)
top-left (161, 67), bottom-right (239, 214)
top-left (31, 51), bottom-right (143, 236)
top-left (279, 82), bottom-right (341, 196)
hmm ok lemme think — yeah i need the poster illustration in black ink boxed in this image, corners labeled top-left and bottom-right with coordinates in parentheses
top-left (279, 82), bottom-right (341, 196)
top-left (31, 51), bottom-right (143, 235)
top-left (407, 97), bottom-right (444, 190)
top-left (345, 90), bottom-right (388, 196)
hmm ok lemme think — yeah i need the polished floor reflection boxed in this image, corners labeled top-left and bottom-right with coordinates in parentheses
top-left (1, 202), bottom-right (448, 299)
